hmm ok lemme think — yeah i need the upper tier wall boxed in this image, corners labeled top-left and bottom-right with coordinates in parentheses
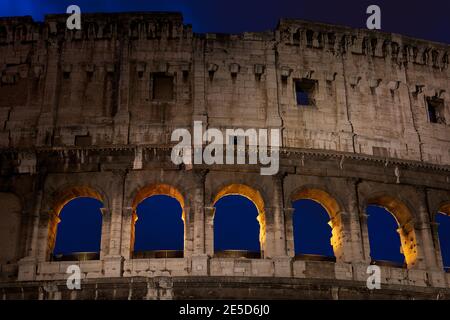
top-left (0, 13), bottom-right (448, 166)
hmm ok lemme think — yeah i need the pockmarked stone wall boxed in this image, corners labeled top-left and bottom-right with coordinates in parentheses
top-left (0, 12), bottom-right (449, 299)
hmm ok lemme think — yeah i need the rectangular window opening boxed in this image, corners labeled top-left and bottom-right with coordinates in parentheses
top-left (75, 135), bottom-right (92, 147)
top-left (152, 73), bottom-right (174, 101)
top-left (427, 97), bottom-right (446, 124)
top-left (295, 78), bottom-right (316, 106)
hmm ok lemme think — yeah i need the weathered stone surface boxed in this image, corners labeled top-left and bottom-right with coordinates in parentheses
top-left (0, 12), bottom-right (449, 299)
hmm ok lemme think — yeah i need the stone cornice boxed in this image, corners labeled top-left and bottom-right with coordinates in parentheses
top-left (1, 145), bottom-right (449, 173)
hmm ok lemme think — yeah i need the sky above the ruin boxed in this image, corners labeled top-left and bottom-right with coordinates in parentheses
top-left (0, 0), bottom-right (449, 44)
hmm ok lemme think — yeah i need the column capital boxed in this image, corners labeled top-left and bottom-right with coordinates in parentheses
top-left (100, 207), bottom-right (111, 217)
top-left (122, 207), bottom-right (134, 216)
top-left (204, 207), bottom-right (216, 220)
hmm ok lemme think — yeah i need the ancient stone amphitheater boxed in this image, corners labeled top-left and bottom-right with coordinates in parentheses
top-left (0, 12), bottom-right (449, 300)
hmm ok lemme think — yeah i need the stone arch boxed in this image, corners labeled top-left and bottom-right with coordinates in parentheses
top-left (130, 183), bottom-right (185, 256)
top-left (290, 188), bottom-right (344, 261)
top-left (436, 201), bottom-right (450, 269)
top-left (366, 194), bottom-right (418, 268)
top-left (0, 192), bottom-right (22, 264)
top-left (47, 186), bottom-right (105, 257)
top-left (211, 184), bottom-right (266, 254)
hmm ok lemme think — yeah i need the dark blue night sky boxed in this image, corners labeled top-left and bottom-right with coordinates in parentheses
top-left (367, 205), bottom-right (405, 264)
top-left (0, 0), bottom-right (449, 44)
top-left (10, 0), bottom-right (448, 266)
top-left (134, 195), bottom-right (184, 252)
top-left (214, 195), bottom-right (261, 252)
top-left (293, 199), bottom-right (334, 257)
top-left (53, 197), bottom-right (103, 255)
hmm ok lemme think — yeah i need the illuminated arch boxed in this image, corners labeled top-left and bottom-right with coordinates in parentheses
top-left (52, 186), bottom-right (103, 216)
top-left (212, 184), bottom-right (266, 250)
top-left (48, 186), bottom-right (104, 258)
top-left (290, 188), bottom-right (343, 260)
top-left (437, 202), bottom-right (450, 270)
top-left (130, 184), bottom-right (185, 255)
top-left (367, 195), bottom-right (418, 268)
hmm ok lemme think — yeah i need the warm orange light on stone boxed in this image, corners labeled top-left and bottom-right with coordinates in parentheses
top-left (440, 203), bottom-right (450, 216)
top-left (368, 195), bottom-right (418, 268)
top-left (53, 186), bottom-right (103, 216)
top-left (48, 186), bottom-right (104, 256)
top-left (130, 184), bottom-right (186, 255)
top-left (132, 183), bottom-right (185, 221)
top-left (291, 188), bottom-right (343, 260)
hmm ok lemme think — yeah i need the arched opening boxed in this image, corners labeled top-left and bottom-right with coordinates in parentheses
top-left (292, 199), bottom-right (334, 261)
top-left (366, 195), bottom-right (417, 268)
top-left (53, 198), bottom-right (103, 261)
top-left (131, 184), bottom-right (185, 259)
top-left (0, 193), bottom-right (22, 264)
top-left (367, 205), bottom-right (405, 267)
top-left (437, 203), bottom-right (450, 272)
top-left (290, 189), bottom-right (343, 261)
top-left (50, 187), bottom-right (104, 261)
top-left (212, 184), bottom-right (265, 258)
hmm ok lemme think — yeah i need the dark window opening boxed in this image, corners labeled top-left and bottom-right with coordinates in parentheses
top-left (182, 70), bottom-right (189, 81)
top-left (86, 71), bottom-right (94, 81)
top-left (152, 73), bottom-right (174, 101)
top-left (427, 97), bottom-right (446, 124)
top-left (295, 78), bottom-right (316, 106)
top-left (436, 212), bottom-right (450, 271)
top-left (0, 26), bottom-right (6, 43)
top-left (75, 135), bottom-right (92, 147)
top-left (208, 70), bottom-right (215, 81)
top-left (293, 31), bottom-right (301, 45)
top-left (134, 195), bottom-right (184, 255)
top-left (367, 205), bottom-right (405, 267)
top-left (53, 197), bottom-right (103, 258)
top-left (214, 195), bottom-right (261, 256)
top-left (306, 30), bottom-right (313, 48)
top-left (292, 199), bottom-right (334, 258)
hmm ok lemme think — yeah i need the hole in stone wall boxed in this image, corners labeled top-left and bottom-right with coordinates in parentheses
top-left (427, 97), bottom-right (446, 124)
top-left (214, 195), bottom-right (261, 257)
top-left (292, 199), bottom-right (334, 259)
top-left (366, 205), bottom-right (406, 267)
top-left (151, 73), bottom-right (174, 101)
top-left (133, 195), bottom-right (184, 258)
top-left (295, 78), bottom-right (316, 106)
top-left (293, 30), bottom-right (300, 46)
top-left (52, 197), bottom-right (103, 260)
top-left (75, 135), bottom-right (92, 147)
top-left (306, 30), bottom-right (313, 48)
top-left (436, 211), bottom-right (450, 271)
